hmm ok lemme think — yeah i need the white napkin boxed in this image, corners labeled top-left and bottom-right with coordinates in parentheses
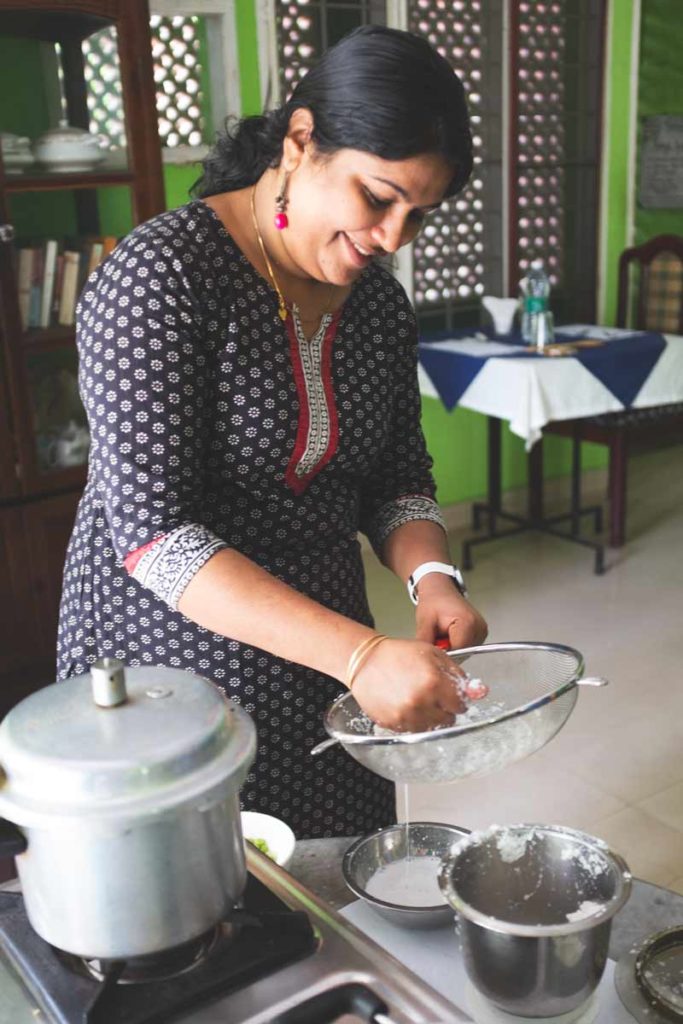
top-left (482, 296), bottom-right (519, 336)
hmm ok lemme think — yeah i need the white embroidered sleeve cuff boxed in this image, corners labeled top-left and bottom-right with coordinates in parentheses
top-left (366, 495), bottom-right (446, 554)
top-left (128, 523), bottom-right (227, 609)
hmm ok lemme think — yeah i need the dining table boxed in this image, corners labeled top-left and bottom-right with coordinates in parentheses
top-left (417, 325), bottom-right (683, 573)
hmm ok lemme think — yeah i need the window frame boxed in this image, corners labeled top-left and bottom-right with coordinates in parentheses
top-left (149, 0), bottom-right (242, 164)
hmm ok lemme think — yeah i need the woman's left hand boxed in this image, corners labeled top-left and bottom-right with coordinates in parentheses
top-left (414, 574), bottom-right (488, 650)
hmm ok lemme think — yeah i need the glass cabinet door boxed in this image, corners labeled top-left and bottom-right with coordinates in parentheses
top-left (26, 347), bottom-right (89, 474)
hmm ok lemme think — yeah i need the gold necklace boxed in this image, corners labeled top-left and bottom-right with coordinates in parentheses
top-left (250, 186), bottom-right (336, 327)
top-left (251, 186), bottom-right (289, 321)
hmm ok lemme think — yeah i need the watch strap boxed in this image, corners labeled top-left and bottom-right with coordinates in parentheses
top-left (407, 561), bottom-right (468, 605)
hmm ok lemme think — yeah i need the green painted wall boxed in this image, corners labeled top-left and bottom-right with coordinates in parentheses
top-left (0, 37), bottom-right (50, 138)
top-left (235, 0), bottom-right (262, 116)
top-left (634, 0), bottom-right (683, 245)
top-left (421, 399), bottom-right (605, 507)
top-left (599, 0), bottom-right (639, 326)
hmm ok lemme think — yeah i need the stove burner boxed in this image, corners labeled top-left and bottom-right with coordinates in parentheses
top-left (0, 876), bottom-right (318, 1024)
top-left (65, 923), bottom-right (226, 985)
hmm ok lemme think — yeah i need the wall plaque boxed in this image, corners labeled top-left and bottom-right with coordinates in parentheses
top-left (639, 116), bottom-right (683, 209)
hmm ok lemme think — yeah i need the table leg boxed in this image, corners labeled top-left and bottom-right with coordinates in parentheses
top-left (487, 416), bottom-right (502, 534)
top-left (463, 419), bottom-right (605, 574)
top-left (571, 429), bottom-right (581, 536)
top-left (528, 439), bottom-right (544, 525)
top-left (609, 432), bottom-right (628, 547)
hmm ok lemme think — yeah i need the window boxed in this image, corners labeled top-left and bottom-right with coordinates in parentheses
top-left (511, 0), bottom-right (566, 286)
top-left (77, 16), bottom-right (208, 151)
top-left (54, 2), bottom-right (241, 162)
top-left (408, 0), bottom-right (487, 317)
top-left (268, 0), bottom-right (607, 324)
top-left (275, 1), bottom-right (386, 98)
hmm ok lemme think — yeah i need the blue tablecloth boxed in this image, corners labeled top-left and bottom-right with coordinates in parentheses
top-left (418, 327), bottom-right (667, 412)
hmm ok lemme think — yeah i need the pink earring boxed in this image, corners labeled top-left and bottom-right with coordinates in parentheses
top-left (274, 172), bottom-right (289, 230)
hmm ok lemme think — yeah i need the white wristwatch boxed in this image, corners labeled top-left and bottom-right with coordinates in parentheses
top-left (407, 561), bottom-right (468, 605)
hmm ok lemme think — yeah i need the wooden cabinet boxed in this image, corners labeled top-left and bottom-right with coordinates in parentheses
top-left (0, 505), bottom-right (35, 680)
top-left (23, 490), bottom-right (82, 664)
top-left (0, 0), bottom-right (165, 713)
top-left (0, 495), bottom-right (81, 718)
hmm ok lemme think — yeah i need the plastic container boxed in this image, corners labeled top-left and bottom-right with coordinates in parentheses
top-left (520, 259), bottom-right (550, 344)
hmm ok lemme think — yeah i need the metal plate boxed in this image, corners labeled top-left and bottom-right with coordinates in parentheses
top-left (636, 928), bottom-right (683, 1017)
top-left (616, 928), bottom-right (683, 1023)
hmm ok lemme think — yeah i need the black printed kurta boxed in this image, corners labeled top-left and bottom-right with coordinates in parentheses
top-left (57, 201), bottom-right (445, 838)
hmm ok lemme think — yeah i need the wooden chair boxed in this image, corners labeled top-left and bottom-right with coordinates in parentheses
top-left (546, 234), bottom-right (683, 547)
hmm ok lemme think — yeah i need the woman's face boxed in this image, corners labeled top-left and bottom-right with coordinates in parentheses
top-left (279, 144), bottom-right (454, 287)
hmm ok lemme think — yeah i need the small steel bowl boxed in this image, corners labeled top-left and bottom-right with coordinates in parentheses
top-left (342, 822), bottom-right (469, 929)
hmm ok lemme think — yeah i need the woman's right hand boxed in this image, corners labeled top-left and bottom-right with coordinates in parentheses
top-left (350, 638), bottom-right (468, 732)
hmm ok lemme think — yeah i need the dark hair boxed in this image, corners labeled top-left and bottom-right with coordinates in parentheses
top-left (193, 25), bottom-right (472, 199)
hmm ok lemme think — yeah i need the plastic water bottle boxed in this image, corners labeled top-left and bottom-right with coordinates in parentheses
top-left (520, 259), bottom-right (550, 345)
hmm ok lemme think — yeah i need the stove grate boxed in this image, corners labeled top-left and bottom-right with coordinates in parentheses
top-left (0, 874), bottom-right (318, 1024)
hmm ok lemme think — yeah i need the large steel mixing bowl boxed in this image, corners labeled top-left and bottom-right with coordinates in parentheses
top-left (311, 643), bottom-right (607, 784)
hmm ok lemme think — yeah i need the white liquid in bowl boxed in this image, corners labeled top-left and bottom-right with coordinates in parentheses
top-left (365, 856), bottom-right (445, 907)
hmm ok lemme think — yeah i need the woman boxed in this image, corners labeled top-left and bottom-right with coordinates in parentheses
top-left (58, 26), bottom-right (487, 838)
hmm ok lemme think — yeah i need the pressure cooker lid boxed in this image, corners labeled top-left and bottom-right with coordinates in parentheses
top-left (0, 660), bottom-right (256, 822)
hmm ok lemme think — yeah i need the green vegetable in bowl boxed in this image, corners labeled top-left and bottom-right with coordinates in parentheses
top-left (248, 836), bottom-right (275, 859)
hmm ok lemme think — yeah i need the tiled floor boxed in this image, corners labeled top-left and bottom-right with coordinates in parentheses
top-left (362, 445), bottom-right (683, 892)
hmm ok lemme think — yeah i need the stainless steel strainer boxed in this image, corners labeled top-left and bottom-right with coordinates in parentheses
top-left (310, 642), bottom-right (607, 784)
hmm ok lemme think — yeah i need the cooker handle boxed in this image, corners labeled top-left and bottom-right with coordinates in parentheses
top-left (0, 819), bottom-right (27, 857)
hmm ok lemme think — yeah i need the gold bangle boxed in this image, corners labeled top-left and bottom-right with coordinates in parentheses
top-left (345, 635), bottom-right (381, 686)
top-left (345, 634), bottom-right (389, 691)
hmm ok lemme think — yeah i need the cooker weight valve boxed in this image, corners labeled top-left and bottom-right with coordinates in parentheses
top-left (91, 657), bottom-right (128, 708)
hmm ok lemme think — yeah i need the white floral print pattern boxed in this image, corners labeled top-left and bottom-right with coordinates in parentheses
top-left (58, 201), bottom-right (443, 838)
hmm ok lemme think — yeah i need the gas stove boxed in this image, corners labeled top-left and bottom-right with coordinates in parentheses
top-left (0, 848), bottom-right (469, 1023)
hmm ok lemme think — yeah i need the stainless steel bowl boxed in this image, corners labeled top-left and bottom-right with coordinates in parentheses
top-left (439, 823), bottom-right (632, 1017)
top-left (343, 822), bottom-right (469, 929)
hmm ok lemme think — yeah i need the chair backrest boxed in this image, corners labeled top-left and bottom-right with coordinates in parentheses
top-left (616, 234), bottom-right (683, 333)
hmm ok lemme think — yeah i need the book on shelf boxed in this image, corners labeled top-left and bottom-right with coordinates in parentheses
top-left (86, 241), bottom-right (104, 278)
top-left (28, 247), bottom-right (44, 329)
top-left (52, 254), bottom-right (65, 325)
top-left (39, 239), bottom-right (59, 328)
top-left (58, 252), bottom-right (81, 327)
top-left (14, 235), bottom-right (121, 334)
top-left (16, 249), bottom-right (33, 330)
top-left (102, 236), bottom-right (117, 257)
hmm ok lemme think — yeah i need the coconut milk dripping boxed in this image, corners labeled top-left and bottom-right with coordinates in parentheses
top-left (364, 784), bottom-right (443, 908)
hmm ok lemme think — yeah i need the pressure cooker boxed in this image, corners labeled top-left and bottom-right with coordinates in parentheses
top-left (0, 658), bottom-right (256, 959)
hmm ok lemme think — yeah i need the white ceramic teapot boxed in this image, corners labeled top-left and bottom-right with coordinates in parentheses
top-left (33, 120), bottom-right (105, 173)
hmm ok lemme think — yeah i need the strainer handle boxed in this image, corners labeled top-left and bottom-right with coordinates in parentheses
top-left (576, 676), bottom-right (609, 687)
top-left (310, 737), bottom-right (339, 756)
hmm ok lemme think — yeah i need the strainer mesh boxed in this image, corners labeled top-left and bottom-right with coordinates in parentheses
top-left (328, 644), bottom-right (585, 784)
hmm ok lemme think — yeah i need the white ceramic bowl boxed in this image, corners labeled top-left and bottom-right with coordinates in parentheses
top-left (33, 122), bottom-right (106, 174)
top-left (241, 811), bottom-right (296, 869)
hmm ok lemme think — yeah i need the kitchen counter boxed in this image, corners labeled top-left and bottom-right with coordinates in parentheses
top-left (289, 836), bottom-right (683, 960)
